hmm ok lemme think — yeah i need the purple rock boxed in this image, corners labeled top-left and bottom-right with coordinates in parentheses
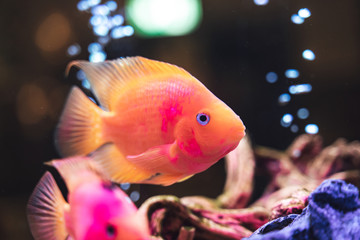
top-left (244, 179), bottom-right (360, 240)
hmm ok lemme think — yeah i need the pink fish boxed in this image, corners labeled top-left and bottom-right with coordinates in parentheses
top-left (27, 157), bottom-right (150, 240)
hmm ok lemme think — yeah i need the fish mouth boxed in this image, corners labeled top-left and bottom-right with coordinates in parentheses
top-left (229, 119), bottom-right (246, 143)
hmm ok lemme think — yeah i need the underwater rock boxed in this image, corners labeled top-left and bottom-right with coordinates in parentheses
top-left (244, 179), bottom-right (360, 240)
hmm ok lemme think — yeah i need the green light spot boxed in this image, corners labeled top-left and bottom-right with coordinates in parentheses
top-left (126, 0), bottom-right (202, 37)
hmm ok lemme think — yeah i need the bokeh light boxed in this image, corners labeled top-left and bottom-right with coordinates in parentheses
top-left (89, 51), bottom-right (107, 62)
top-left (130, 191), bottom-right (140, 202)
top-left (120, 183), bottom-right (131, 191)
top-left (305, 124), bottom-right (319, 134)
top-left (35, 13), bottom-right (71, 52)
top-left (285, 69), bottom-right (299, 79)
top-left (254, 0), bottom-right (269, 6)
top-left (302, 49), bottom-right (315, 61)
top-left (82, 79), bottom-right (91, 89)
top-left (126, 0), bottom-right (203, 37)
top-left (67, 44), bottom-right (81, 57)
top-left (90, 15), bottom-right (107, 26)
top-left (112, 14), bottom-right (124, 26)
top-left (77, 1), bottom-right (91, 11)
top-left (106, 1), bottom-right (118, 11)
top-left (278, 93), bottom-right (291, 105)
top-left (297, 108), bottom-right (309, 119)
top-left (88, 42), bottom-right (102, 53)
top-left (91, 4), bottom-right (110, 15)
top-left (94, 25), bottom-right (110, 36)
top-left (289, 84), bottom-right (312, 95)
top-left (281, 113), bottom-right (293, 127)
top-left (266, 72), bottom-right (278, 83)
top-left (298, 8), bottom-right (311, 18)
top-left (76, 70), bottom-right (86, 80)
top-left (290, 124), bottom-right (299, 133)
top-left (291, 14), bottom-right (304, 24)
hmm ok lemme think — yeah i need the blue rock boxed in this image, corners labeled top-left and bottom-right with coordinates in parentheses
top-left (244, 179), bottom-right (360, 240)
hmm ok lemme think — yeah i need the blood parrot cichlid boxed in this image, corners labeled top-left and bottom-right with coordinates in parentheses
top-left (56, 56), bottom-right (245, 185)
top-left (27, 157), bottom-right (150, 240)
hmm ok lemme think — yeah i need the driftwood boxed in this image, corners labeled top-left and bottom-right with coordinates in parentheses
top-left (139, 135), bottom-right (360, 240)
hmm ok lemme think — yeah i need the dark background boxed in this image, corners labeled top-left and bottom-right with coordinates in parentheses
top-left (0, 0), bottom-right (359, 239)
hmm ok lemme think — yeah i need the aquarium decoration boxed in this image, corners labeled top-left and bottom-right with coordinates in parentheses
top-left (24, 2), bottom-right (360, 240)
top-left (245, 179), bottom-right (360, 240)
top-left (138, 134), bottom-right (360, 239)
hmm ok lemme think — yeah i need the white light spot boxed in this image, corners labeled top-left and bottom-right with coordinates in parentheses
top-left (67, 44), bottom-right (81, 56)
top-left (289, 84), bottom-right (312, 95)
top-left (278, 93), bottom-right (291, 105)
top-left (91, 5), bottom-right (110, 15)
top-left (90, 15), bottom-right (108, 26)
top-left (123, 25), bottom-right (135, 36)
top-left (291, 14), bottom-right (304, 24)
top-left (297, 108), bottom-right (309, 119)
top-left (302, 49), bottom-right (315, 61)
top-left (88, 42), bottom-right (102, 53)
top-left (281, 113), bottom-right (293, 127)
top-left (98, 36), bottom-right (110, 45)
top-left (285, 69), bottom-right (299, 79)
top-left (254, 0), bottom-right (269, 6)
top-left (89, 51), bottom-right (107, 62)
top-left (88, 0), bottom-right (101, 7)
top-left (112, 14), bottom-right (124, 26)
top-left (106, 1), bottom-right (118, 11)
top-left (291, 124), bottom-right (299, 133)
top-left (120, 183), bottom-right (131, 191)
top-left (282, 114), bottom-right (293, 123)
top-left (305, 124), bottom-right (319, 134)
top-left (94, 25), bottom-right (109, 36)
top-left (130, 191), bottom-right (140, 202)
top-left (298, 8), bottom-right (311, 18)
top-left (111, 27), bottom-right (125, 39)
top-left (266, 72), bottom-right (278, 83)
top-left (77, 1), bottom-right (90, 11)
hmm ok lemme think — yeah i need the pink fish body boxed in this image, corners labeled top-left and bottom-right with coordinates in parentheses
top-left (27, 157), bottom-right (150, 240)
top-left (56, 57), bottom-right (246, 185)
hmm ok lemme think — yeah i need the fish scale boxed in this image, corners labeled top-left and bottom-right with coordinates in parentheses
top-left (102, 77), bottom-right (196, 155)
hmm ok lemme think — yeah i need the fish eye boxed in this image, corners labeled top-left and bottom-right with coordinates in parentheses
top-left (196, 113), bottom-right (210, 126)
top-left (106, 224), bottom-right (116, 238)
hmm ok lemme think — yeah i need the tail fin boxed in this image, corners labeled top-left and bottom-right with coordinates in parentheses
top-left (27, 172), bottom-right (68, 240)
top-left (55, 86), bottom-right (104, 157)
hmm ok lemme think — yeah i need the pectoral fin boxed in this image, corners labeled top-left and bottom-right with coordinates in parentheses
top-left (91, 144), bottom-right (154, 184)
top-left (126, 144), bottom-right (176, 174)
top-left (126, 143), bottom-right (193, 185)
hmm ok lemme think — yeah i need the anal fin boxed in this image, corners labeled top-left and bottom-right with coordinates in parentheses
top-left (27, 172), bottom-right (68, 240)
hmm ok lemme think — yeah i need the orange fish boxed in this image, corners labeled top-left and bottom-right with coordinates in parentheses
top-left (56, 56), bottom-right (245, 185)
top-left (27, 157), bottom-right (150, 240)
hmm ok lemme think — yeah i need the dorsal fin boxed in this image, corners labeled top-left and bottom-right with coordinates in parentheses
top-left (27, 172), bottom-right (68, 240)
top-left (66, 56), bottom-right (194, 111)
top-left (46, 156), bottom-right (105, 192)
